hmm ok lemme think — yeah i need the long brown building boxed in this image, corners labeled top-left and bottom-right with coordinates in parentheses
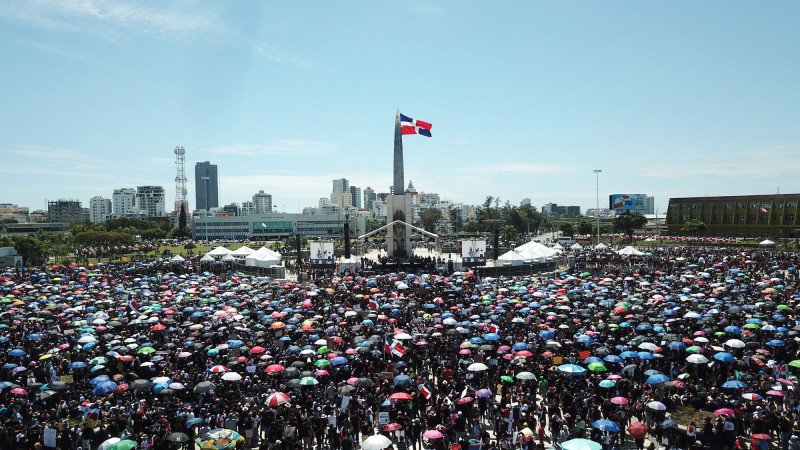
top-left (666, 194), bottom-right (800, 238)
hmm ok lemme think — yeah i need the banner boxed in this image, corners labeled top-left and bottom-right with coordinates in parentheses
top-left (310, 242), bottom-right (335, 266)
top-left (461, 239), bottom-right (486, 265)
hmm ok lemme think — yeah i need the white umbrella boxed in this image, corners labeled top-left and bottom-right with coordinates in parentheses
top-left (686, 354), bottom-right (709, 364)
top-left (638, 342), bottom-right (658, 351)
top-left (221, 372), bottom-right (242, 381)
top-left (725, 339), bottom-right (746, 349)
top-left (467, 363), bottom-right (488, 372)
top-left (647, 401), bottom-right (667, 411)
top-left (361, 434), bottom-right (393, 450)
top-left (98, 438), bottom-right (121, 450)
top-left (516, 371), bottom-right (536, 380)
top-left (394, 332), bottom-right (413, 340)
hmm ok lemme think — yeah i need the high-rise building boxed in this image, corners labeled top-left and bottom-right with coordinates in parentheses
top-left (89, 196), bottom-right (112, 224)
top-left (332, 178), bottom-right (349, 194)
top-left (47, 200), bottom-right (84, 223)
top-left (240, 201), bottom-right (255, 216)
top-left (112, 188), bottom-right (137, 216)
top-left (252, 190), bottom-right (272, 214)
top-left (350, 186), bottom-right (362, 209)
top-left (363, 187), bottom-right (377, 210)
top-left (195, 161), bottom-right (219, 211)
top-left (330, 192), bottom-right (352, 209)
top-left (136, 186), bottom-right (166, 217)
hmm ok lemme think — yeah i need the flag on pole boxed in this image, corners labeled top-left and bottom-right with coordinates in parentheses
top-left (391, 340), bottom-right (406, 357)
top-left (384, 337), bottom-right (392, 355)
top-left (400, 113), bottom-right (432, 137)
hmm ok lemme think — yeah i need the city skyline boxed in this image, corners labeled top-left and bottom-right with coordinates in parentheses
top-left (1, 2), bottom-right (798, 213)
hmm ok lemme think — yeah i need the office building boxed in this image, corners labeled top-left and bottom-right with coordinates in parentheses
top-left (195, 161), bottom-right (219, 211)
top-left (542, 203), bottom-right (581, 217)
top-left (89, 196), bottom-right (112, 224)
top-left (240, 201), bottom-right (255, 216)
top-left (666, 193), bottom-right (800, 237)
top-left (363, 187), bottom-right (377, 210)
top-left (135, 186), bottom-right (166, 218)
top-left (332, 178), bottom-right (349, 194)
top-left (350, 186), bottom-right (362, 209)
top-left (47, 200), bottom-right (84, 223)
top-left (112, 188), bottom-right (137, 217)
top-left (252, 191), bottom-right (272, 214)
top-left (192, 212), bottom-right (366, 241)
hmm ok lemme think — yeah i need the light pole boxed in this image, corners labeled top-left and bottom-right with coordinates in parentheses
top-left (593, 169), bottom-right (602, 246)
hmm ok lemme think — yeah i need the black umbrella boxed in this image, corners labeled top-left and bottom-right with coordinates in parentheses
top-left (659, 419), bottom-right (679, 429)
top-left (131, 379), bottom-right (150, 391)
top-left (166, 432), bottom-right (190, 443)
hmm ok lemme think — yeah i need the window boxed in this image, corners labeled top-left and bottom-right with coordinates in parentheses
top-left (725, 203), bottom-right (733, 209)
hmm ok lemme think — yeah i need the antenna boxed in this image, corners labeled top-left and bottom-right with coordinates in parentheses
top-left (174, 146), bottom-right (188, 212)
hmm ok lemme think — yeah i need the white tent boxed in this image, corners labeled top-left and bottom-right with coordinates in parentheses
top-left (169, 254), bottom-right (185, 263)
top-left (571, 242), bottom-right (584, 251)
top-left (206, 246), bottom-right (232, 258)
top-left (199, 254), bottom-right (214, 262)
top-left (221, 253), bottom-right (236, 262)
top-left (617, 246), bottom-right (644, 256)
top-left (497, 250), bottom-right (529, 266)
top-left (245, 247), bottom-right (282, 267)
top-left (759, 239), bottom-right (776, 247)
top-left (515, 241), bottom-right (559, 259)
top-left (552, 243), bottom-right (564, 251)
top-left (230, 246), bottom-right (255, 257)
top-left (594, 243), bottom-right (608, 251)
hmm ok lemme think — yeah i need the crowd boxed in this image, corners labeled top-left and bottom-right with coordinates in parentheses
top-left (1, 245), bottom-right (800, 450)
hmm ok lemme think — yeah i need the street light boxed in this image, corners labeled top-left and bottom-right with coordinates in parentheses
top-left (593, 169), bottom-right (602, 246)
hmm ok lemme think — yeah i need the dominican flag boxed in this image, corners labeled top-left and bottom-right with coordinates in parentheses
top-left (385, 337), bottom-right (392, 355)
top-left (485, 323), bottom-right (499, 334)
top-left (401, 113), bottom-right (432, 137)
top-left (127, 294), bottom-right (140, 315)
top-left (391, 340), bottom-right (406, 357)
top-left (760, 207), bottom-right (768, 213)
top-left (418, 383), bottom-right (432, 399)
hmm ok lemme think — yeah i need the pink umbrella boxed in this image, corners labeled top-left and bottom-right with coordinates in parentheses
top-left (9, 388), bottom-right (27, 395)
top-left (766, 390), bottom-right (785, 397)
top-left (777, 378), bottom-right (795, 386)
top-left (714, 408), bottom-right (735, 416)
top-left (347, 377), bottom-right (359, 386)
top-left (611, 396), bottom-right (629, 405)
top-left (423, 430), bottom-right (444, 439)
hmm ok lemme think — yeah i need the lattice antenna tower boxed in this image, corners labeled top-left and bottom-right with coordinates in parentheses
top-left (174, 146), bottom-right (188, 212)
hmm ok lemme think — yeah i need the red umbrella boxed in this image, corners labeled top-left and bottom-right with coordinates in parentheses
top-left (752, 434), bottom-right (771, 441)
top-left (384, 423), bottom-right (403, 432)
top-left (249, 346), bottom-right (266, 354)
top-left (264, 364), bottom-right (285, 373)
top-left (389, 392), bottom-right (413, 402)
top-left (150, 324), bottom-right (166, 332)
top-left (456, 397), bottom-right (474, 405)
top-left (266, 392), bottom-right (291, 407)
top-left (628, 421), bottom-right (647, 439)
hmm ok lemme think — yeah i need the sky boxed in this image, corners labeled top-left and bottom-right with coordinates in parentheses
top-left (1, 1), bottom-right (798, 214)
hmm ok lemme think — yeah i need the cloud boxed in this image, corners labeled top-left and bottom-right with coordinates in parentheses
top-left (0, 0), bottom-right (310, 66)
top-left (409, 1), bottom-right (444, 15)
top-left (453, 138), bottom-right (468, 145)
top-left (13, 37), bottom-right (87, 61)
top-left (207, 140), bottom-right (339, 157)
top-left (640, 145), bottom-right (800, 179)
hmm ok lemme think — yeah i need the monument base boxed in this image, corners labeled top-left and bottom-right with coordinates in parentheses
top-left (386, 194), bottom-right (413, 258)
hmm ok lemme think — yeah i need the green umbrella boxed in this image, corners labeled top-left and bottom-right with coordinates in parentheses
top-left (299, 376), bottom-right (319, 386)
top-left (587, 362), bottom-right (607, 372)
top-left (743, 323), bottom-right (760, 330)
top-left (598, 379), bottom-right (616, 388)
top-left (207, 348), bottom-right (219, 356)
top-left (788, 360), bottom-right (800, 369)
top-left (108, 440), bottom-right (138, 450)
top-left (500, 375), bottom-right (515, 384)
top-left (685, 346), bottom-right (702, 354)
top-left (580, 272), bottom-right (591, 277)
top-left (137, 346), bottom-right (156, 355)
top-left (317, 346), bottom-right (330, 354)
top-left (314, 359), bottom-right (330, 367)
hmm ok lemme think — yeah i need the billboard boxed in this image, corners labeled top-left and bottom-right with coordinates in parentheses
top-left (609, 194), bottom-right (652, 213)
top-left (461, 239), bottom-right (486, 265)
top-left (310, 242), bottom-right (335, 266)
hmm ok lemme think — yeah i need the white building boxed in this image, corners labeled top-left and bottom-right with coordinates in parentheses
top-left (135, 186), bottom-right (166, 217)
top-left (330, 192), bottom-right (352, 209)
top-left (252, 190), bottom-right (272, 214)
top-left (240, 201), bottom-right (256, 216)
top-left (112, 188), bottom-right (137, 217)
top-left (89, 196), bottom-right (112, 223)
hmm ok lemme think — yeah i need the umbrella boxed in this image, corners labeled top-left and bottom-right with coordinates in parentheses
top-left (477, 388), bottom-right (493, 398)
top-left (659, 419), bottom-right (679, 430)
top-left (221, 372), bottom-right (242, 381)
top-left (266, 392), bottom-right (291, 407)
top-left (592, 419), bottom-right (620, 433)
top-left (646, 401), bottom-right (667, 411)
top-left (628, 422), bottom-right (647, 438)
top-left (611, 396), bottom-right (629, 405)
top-left (389, 392), bottom-right (413, 402)
top-left (360, 434), bottom-right (393, 450)
top-left (467, 362), bottom-right (488, 372)
top-left (423, 429), bottom-right (444, 439)
top-left (561, 438), bottom-right (603, 450)
top-left (166, 433), bottom-right (191, 443)
top-left (197, 429), bottom-right (244, 449)
top-left (516, 371), bottom-right (536, 380)
top-left (714, 408), bottom-right (735, 416)
top-left (686, 354), bottom-right (709, 364)
top-left (194, 381), bottom-right (216, 393)
top-left (646, 374), bottom-right (670, 385)
top-left (557, 364), bottom-right (587, 376)
top-left (721, 380), bottom-right (747, 389)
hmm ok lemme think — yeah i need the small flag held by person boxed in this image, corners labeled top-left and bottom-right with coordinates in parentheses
top-left (418, 384), bottom-right (432, 399)
top-left (760, 207), bottom-right (767, 213)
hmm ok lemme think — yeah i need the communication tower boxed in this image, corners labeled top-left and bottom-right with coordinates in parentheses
top-left (174, 146), bottom-right (188, 212)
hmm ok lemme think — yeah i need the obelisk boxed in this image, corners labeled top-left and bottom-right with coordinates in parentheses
top-left (387, 109), bottom-right (412, 257)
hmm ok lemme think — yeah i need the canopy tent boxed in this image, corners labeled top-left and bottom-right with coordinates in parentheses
top-left (594, 243), bottom-right (608, 251)
top-left (552, 243), bottom-right (564, 251)
top-left (169, 255), bottom-right (185, 263)
top-left (497, 250), bottom-right (529, 266)
top-left (206, 246), bottom-right (232, 258)
top-left (617, 246), bottom-right (644, 256)
top-left (199, 254), bottom-right (215, 262)
top-left (515, 241), bottom-right (559, 260)
top-left (245, 247), bottom-right (282, 268)
top-left (230, 246), bottom-right (255, 257)
top-left (221, 254), bottom-right (236, 262)
top-left (759, 239), bottom-right (776, 247)
top-left (571, 242), bottom-right (584, 251)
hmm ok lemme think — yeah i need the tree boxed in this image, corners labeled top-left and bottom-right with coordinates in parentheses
top-left (577, 219), bottom-right (593, 236)
top-left (499, 224), bottom-right (518, 243)
top-left (559, 223), bottom-right (575, 237)
top-left (448, 209), bottom-right (463, 233)
top-left (177, 203), bottom-right (188, 238)
top-left (613, 211), bottom-right (648, 241)
top-left (420, 208), bottom-right (442, 233)
top-left (74, 231), bottom-right (134, 247)
top-left (681, 219), bottom-right (708, 234)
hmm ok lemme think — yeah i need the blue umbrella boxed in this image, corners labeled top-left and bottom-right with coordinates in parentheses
top-left (667, 341), bottom-right (686, 351)
top-left (713, 352), bottom-right (736, 363)
top-left (766, 339), bottom-right (785, 347)
top-left (186, 417), bottom-right (204, 427)
top-left (512, 342), bottom-right (529, 350)
top-left (331, 357), bottom-right (348, 366)
top-left (603, 355), bottom-right (623, 364)
top-left (557, 364), bottom-right (587, 376)
top-left (620, 351), bottom-right (639, 359)
top-left (92, 380), bottom-right (117, 395)
top-left (637, 351), bottom-right (655, 360)
top-left (724, 326), bottom-right (741, 334)
top-left (592, 419), bottom-right (620, 433)
top-left (646, 374), bottom-right (670, 385)
top-left (583, 357), bottom-right (603, 364)
top-left (393, 375), bottom-right (413, 387)
top-left (90, 375), bottom-right (110, 385)
top-left (227, 339), bottom-right (244, 348)
top-left (8, 349), bottom-right (26, 357)
top-left (721, 380), bottom-right (747, 389)
top-left (483, 333), bottom-right (501, 341)
top-left (539, 330), bottom-right (555, 339)
top-left (69, 361), bottom-right (88, 369)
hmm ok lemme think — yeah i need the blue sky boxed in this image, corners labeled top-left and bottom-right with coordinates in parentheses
top-left (1, 1), bottom-right (798, 214)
